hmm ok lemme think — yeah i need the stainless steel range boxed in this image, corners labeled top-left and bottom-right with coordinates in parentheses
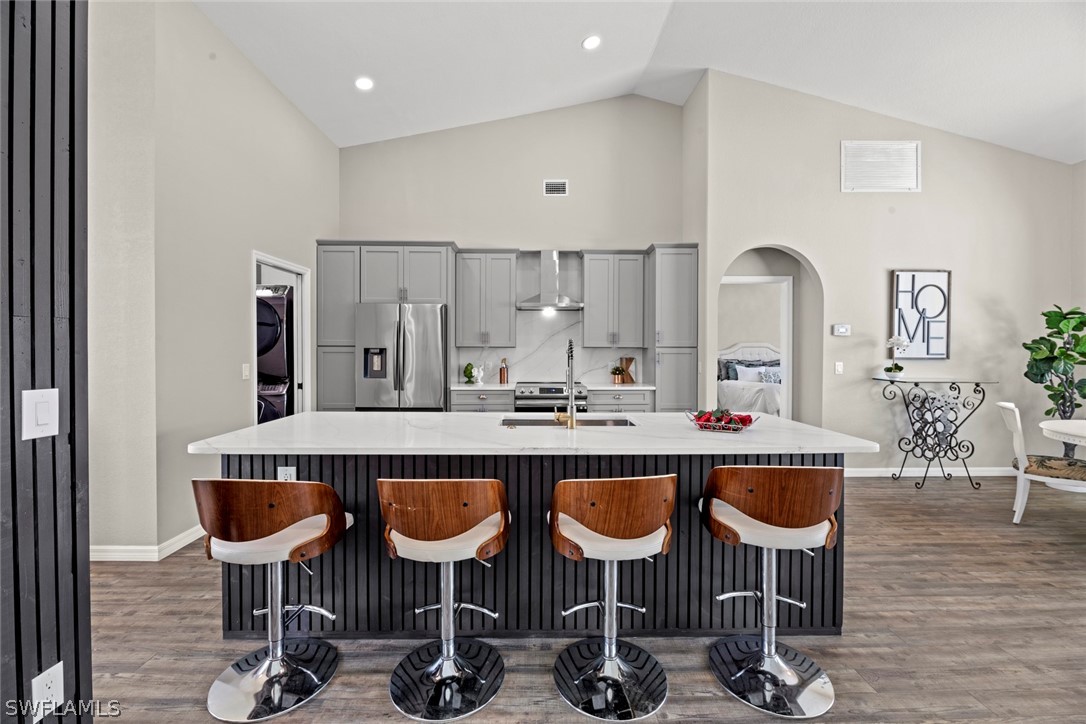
top-left (514, 381), bottom-right (588, 413)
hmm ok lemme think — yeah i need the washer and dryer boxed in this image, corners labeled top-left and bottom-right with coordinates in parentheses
top-left (256, 285), bottom-right (294, 423)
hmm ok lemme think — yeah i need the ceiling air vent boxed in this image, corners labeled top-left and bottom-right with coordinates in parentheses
top-left (841, 141), bottom-right (921, 192)
top-left (543, 179), bottom-right (569, 197)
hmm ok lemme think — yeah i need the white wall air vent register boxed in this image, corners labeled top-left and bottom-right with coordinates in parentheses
top-left (841, 141), bottom-right (921, 192)
top-left (543, 179), bottom-right (568, 196)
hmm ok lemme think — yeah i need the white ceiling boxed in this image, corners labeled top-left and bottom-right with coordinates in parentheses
top-left (196, 1), bottom-right (1086, 164)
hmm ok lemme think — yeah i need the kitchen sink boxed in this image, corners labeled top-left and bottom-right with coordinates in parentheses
top-left (500, 417), bottom-right (637, 427)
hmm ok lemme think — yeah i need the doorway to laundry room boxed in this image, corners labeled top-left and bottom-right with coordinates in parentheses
top-left (253, 252), bottom-right (311, 424)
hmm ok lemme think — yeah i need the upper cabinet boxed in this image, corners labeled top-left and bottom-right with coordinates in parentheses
top-left (317, 246), bottom-right (361, 346)
top-left (647, 246), bottom-right (698, 347)
top-left (359, 245), bottom-right (448, 304)
top-left (582, 253), bottom-right (645, 348)
top-left (455, 252), bottom-right (516, 347)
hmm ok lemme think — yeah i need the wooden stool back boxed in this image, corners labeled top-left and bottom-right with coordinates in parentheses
top-left (701, 466), bottom-right (843, 548)
top-left (191, 478), bottom-right (347, 562)
top-left (550, 475), bottom-right (677, 561)
top-left (376, 478), bottom-right (510, 560)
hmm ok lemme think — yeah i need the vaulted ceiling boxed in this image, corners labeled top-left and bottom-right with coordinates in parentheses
top-left (196, 1), bottom-right (1086, 164)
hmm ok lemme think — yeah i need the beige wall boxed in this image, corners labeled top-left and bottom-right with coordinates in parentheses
top-left (88, 1), bottom-right (159, 546)
top-left (717, 282), bottom-right (781, 350)
top-left (339, 95), bottom-right (682, 249)
top-left (88, 1), bottom-right (340, 548)
top-left (1074, 161), bottom-right (1086, 271)
top-left (698, 71), bottom-right (1078, 469)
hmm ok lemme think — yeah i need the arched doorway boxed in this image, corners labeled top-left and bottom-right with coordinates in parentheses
top-left (715, 246), bottom-right (824, 426)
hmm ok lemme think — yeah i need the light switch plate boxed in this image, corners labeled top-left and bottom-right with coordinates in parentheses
top-left (831, 324), bottom-right (851, 336)
top-left (21, 389), bottom-right (59, 441)
top-left (31, 660), bottom-right (63, 723)
top-left (834, 362), bottom-right (845, 375)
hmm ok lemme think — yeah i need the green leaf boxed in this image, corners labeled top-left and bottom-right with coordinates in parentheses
top-left (1044, 311), bottom-right (1065, 330)
top-left (1025, 359), bottom-right (1053, 383)
top-left (1053, 358), bottom-right (1075, 376)
top-left (1075, 378), bottom-right (1086, 398)
top-left (1059, 318), bottom-right (1077, 335)
top-left (1044, 407), bottom-right (1056, 416)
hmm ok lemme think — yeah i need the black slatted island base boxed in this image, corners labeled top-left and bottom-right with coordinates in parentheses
top-left (188, 412), bottom-right (878, 641)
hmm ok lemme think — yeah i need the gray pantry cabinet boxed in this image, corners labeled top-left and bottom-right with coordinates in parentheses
top-left (645, 245), bottom-right (698, 411)
top-left (582, 253), bottom-right (645, 348)
top-left (455, 252), bottom-right (516, 347)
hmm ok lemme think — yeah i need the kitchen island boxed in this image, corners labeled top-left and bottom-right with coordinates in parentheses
top-left (189, 411), bottom-right (877, 640)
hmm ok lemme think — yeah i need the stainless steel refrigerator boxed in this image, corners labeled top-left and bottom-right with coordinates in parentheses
top-left (355, 303), bottom-right (447, 411)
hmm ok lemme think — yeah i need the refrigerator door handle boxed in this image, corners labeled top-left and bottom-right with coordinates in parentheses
top-left (394, 318), bottom-right (403, 391)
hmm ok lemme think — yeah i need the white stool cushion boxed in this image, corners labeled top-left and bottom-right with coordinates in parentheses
top-left (210, 512), bottom-right (354, 566)
top-left (554, 512), bottom-right (667, 561)
top-left (390, 511), bottom-right (504, 563)
top-left (709, 500), bottom-right (829, 550)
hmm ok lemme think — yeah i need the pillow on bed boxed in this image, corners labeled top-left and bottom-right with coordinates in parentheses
top-left (717, 358), bottom-right (730, 381)
top-left (735, 365), bottom-right (765, 382)
top-left (760, 368), bottom-right (782, 384)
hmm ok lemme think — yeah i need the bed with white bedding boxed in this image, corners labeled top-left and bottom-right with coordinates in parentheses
top-left (716, 343), bottom-right (783, 416)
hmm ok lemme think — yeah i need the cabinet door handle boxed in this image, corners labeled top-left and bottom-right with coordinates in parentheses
top-left (479, 394), bottom-right (488, 400)
top-left (614, 395), bottom-right (623, 400)
top-left (656, 330), bottom-right (661, 343)
top-left (656, 352), bottom-right (660, 366)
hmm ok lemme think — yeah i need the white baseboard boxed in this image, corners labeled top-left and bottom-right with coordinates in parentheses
top-left (845, 466), bottom-right (1015, 478)
top-left (90, 524), bottom-right (204, 562)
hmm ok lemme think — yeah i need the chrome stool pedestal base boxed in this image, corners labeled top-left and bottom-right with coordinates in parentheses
top-left (207, 638), bottom-right (339, 722)
top-left (709, 635), bottom-right (834, 719)
top-left (553, 637), bottom-right (668, 721)
top-left (390, 639), bottom-right (505, 721)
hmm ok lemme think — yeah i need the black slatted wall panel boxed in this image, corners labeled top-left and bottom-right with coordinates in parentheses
top-left (2, 1), bottom-right (91, 721)
top-left (221, 454), bottom-right (845, 639)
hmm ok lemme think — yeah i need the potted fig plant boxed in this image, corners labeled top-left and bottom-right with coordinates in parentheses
top-left (610, 365), bottom-right (626, 385)
top-left (1023, 305), bottom-right (1086, 457)
top-left (884, 335), bottom-right (909, 380)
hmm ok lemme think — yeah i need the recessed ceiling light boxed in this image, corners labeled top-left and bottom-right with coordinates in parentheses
top-left (581, 35), bottom-right (601, 51)
top-left (354, 76), bottom-right (374, 91)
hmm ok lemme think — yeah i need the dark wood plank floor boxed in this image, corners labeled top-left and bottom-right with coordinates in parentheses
top-left (91, 477), bottom-right (1086, 722)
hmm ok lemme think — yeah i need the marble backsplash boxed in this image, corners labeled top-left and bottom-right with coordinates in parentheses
top-left (454, 310), bottom-right (645, 385)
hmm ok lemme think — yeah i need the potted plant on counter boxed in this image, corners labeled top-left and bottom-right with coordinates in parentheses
top-left (884, 335), bottom-right (908, 380)
top-left (1023, 305), bottom-right (1086, 457)
top-left (611, 365), bottom-right (626, 385)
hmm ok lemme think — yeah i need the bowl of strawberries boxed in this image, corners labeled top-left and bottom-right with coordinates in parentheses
top-left (686, 408), bottom-right (757, 433)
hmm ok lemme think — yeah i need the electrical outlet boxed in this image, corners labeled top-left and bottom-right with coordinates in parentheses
top-left (834, 362), bottom-right (844, 375)
top-left (277, 466), bottom-right (296, 482)
top-left (31, 661), bottom-right (63, 723)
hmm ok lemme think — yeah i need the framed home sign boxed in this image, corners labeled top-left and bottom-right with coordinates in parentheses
top-left (891, 269), bottom-right (950, 358)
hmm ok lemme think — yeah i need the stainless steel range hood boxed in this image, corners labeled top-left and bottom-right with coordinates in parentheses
top-left (516, 250), bottom-right (584, 311)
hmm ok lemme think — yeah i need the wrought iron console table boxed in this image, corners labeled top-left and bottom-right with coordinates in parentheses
top-left (873, 377), bottom-right (998, 490)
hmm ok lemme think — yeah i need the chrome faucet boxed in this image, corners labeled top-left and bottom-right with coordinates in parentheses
top-left (556, 339), bottom-right (577, 429)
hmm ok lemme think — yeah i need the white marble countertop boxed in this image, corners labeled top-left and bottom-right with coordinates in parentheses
top-left (450, 383), bottom-right (516, 391)
top-left (450, 383), bottom-right (656, 391)
top-left (188, 411), bottom-right (878, 456)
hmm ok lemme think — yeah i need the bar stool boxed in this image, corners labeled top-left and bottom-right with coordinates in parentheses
top-left (191, 478), bottom-right (353, 723)
top-left (550, 474), bottom-right (677, 721)
top-left (700, 466), bottom-right (843, 719)
top-left (377, 478), bottom-right (510, 721)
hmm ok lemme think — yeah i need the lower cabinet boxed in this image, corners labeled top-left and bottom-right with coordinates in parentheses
top-left (654, 348), bottom-right (697, 411)
top-left (587, 390), bottom-right (654, 413)
top-left (449, 389), bottom-right (515, 412)
top-left (317, 347), bottom-right (356, 411)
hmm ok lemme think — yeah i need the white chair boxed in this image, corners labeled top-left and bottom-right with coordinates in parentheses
top-left (996, 402), bottom-right (1086, 524)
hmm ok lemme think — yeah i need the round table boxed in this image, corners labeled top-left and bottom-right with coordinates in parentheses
top-left (1040, 419), bottom-right (1086, 458)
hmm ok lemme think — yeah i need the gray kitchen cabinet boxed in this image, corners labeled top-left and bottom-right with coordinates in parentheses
top-left (582, 253), bottom-right (644, 348)
top-left (360, 244), bottom-right (449, 303)
top-left (317, 246), bottom-right (361, 346)
top-left (587, 389), bottom-right (654, 413)
top-left (317, 346), bottom-right (357, 410)
top-left (449, 389), bottom-right (515, 412)
top-left (455, 252), bottom-right (516, 347)
top-left (648, 247), bottom-right (698, 347)
top-left (359, 246), bottom-right (403, 303)
top-left (654, 348), bottom-right (697, 411)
